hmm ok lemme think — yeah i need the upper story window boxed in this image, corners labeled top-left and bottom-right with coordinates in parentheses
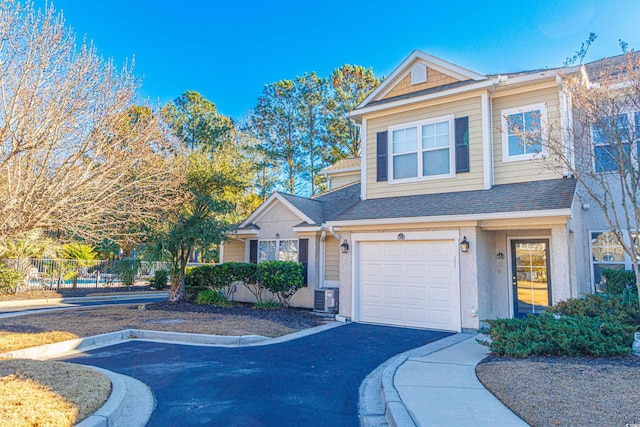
top-left (389, 116), bottom-right (454, 183)
top-left (258, 239), bottom-right (298, 262)
top-left (591, 112), bottom-right (638, 173)
top-left (501, 103), bottom-right (548, 163)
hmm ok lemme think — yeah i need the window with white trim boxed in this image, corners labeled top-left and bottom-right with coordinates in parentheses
top-left (501, 103), bottom-right (548, 162)
top-left (591, 112), bottom-right (638, 173)
top-left (258, 239), bottom-right (298, 262)
top-left (590, 231), bottom-right (638, 290)
top-left (389, 116), bottom-right (454, 182)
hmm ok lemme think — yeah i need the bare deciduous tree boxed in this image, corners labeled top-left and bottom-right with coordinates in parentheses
top-left (0, 1), bottom-right (185, 249)
top-left (543, 52), bottom-right (640, 297)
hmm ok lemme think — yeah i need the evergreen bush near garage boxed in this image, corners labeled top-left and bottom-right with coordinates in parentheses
top-left (256, 261), bottom-right (304, 308)
top-left (480, 295), bottom-right (638, 358)
top-left (0, 263), bottom-right (23, 294)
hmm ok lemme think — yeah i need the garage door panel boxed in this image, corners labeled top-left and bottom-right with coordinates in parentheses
top-left (358, 240), bottom-right (460, 331)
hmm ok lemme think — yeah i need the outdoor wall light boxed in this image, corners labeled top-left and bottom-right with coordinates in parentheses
top-left (496, 252), bottom-right (505, 260)
top-left (275, 233), bottom-right (280, 239)
top-left (340, 239), bottom-right (350, 254)
top-left (460, 237), bottom-right (470, 253)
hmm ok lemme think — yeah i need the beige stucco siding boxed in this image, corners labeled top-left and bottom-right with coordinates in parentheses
top-left (223, 240), bottom-right (245, 263)
top-left (324, 236), bottom-right (340, 281)
top-left (492, 85), bottom-right (564, 185)
top-left (365, 94), bottom-right (484, 199)
top-left (383, 63), bottom-right (460, 100)
top-left (257, 202), bottom-right (303, 239)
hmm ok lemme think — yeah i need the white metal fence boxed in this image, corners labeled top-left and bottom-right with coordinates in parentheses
top-left (2, 258), bottom-right (169, 290)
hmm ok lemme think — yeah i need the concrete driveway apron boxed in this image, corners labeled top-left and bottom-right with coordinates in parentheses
top-left (60, 323), bottom-right (451, 426)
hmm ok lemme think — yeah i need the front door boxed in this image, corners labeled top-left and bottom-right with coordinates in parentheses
top-left (511, 240), bottom-right (551, 318)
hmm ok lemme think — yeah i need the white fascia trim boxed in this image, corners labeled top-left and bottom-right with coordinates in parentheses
top-left (360, 118), bottom-right (367, 200)
top-left (349, 80), bottom-right (493, 118)
top-left (235, 229), bottom-right (259, 235)
top-left (481, 92), bottom-right (492, 190)
top-left (292, 225), bottom-right (323, 232)
top-left (240, 193), bottom-right (316, 227)
top-left (326, 208), bottom-right (572, 227)
top-left (357, 50), bottom-right (486, 109)
top-left (351, 230), bottom-right (459, 241)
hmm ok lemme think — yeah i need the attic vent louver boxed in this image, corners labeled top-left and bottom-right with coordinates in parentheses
top-left (411, 63), bottom-right (427, 85)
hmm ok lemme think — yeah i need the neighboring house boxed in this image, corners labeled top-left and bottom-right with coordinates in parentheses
top-left (221, 50), bottom-right (637, 332)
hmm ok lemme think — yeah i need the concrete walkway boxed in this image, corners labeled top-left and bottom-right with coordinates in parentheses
top-left (390, 334), bottom-right (528, 427)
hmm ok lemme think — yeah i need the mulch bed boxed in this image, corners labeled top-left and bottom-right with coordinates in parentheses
top-left (476, 354), bottom-right (640, 427)
top-left (146, 300), bottom-right (325, 330)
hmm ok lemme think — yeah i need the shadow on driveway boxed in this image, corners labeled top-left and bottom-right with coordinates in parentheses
top-left (61, 323), bottom-right (451, 426)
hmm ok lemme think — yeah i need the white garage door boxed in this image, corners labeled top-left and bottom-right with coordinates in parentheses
top-left (358, 240), bottom-right (460, 331)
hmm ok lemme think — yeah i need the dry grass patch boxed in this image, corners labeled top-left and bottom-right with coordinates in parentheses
top-left (0, 359), bottom-right (111, 426)
top-left (476, 357), bottom-right (640, 427)
top-left (0, 331), bottom-right (78, 353)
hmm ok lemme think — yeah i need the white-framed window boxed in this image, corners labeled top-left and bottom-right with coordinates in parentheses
top-left (258, 239), bottom-right (298, 262)
top-left (388, 115), bottom-right (455, 183)
top-left (591, 111), bottom-right (638, 173)
top-left (590, 230), bottom-right (638, 289)
top-left (501, 103), bottom-right (548, 163)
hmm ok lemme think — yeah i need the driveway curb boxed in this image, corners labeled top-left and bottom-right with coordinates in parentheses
top-left (359, 333), bottom-right (473, 427)
top-left (76, 366), bottom-right (154, 427)
top-left (0, 322), bottom-right (344, 360)
top-left (0, 292), bottom-right (168, 309)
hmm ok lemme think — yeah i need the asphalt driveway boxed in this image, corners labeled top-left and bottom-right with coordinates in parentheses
top-left (61, 323), bottom-right (451, 426)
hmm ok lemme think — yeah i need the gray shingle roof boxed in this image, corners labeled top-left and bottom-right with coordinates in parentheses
top-left (333, 178), bottom-right (576, 222)
top-left (276, 182), bottom-right (361, 225)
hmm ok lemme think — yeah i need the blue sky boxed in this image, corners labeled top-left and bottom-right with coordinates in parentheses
top-left (41, 0), bottom-right (639, 120)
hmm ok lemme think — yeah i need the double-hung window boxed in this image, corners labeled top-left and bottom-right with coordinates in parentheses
top-left (591, 112), bottom-right (638, 173)
top-left (258, 239), bottom-right (298, 262)
top-left (501, 103), bottom-right (548, 162)
top-left (389, 116), bottom-right (454, 182)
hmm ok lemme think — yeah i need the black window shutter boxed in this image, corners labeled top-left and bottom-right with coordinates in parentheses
top-left (249, 240), bottom-right (258, 264)
top-left (299, 238), bottom-right (309, 286)
top-left (455, 117), bottom-right (470, 173)
top-left (376, 131), bottom-right (388, 181)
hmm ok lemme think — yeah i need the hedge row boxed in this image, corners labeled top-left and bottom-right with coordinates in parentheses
top-left (480, 294), bottom-right (639, 358)
top-left (185, 261), bottom-right (304, 307)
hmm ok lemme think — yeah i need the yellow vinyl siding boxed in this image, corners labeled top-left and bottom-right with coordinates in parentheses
top-left (223, 240), bottom-right (245, 263)
top-left (324, 236), bottom-right (340, 281)
top-left (383, 63), bottom-right (460, 100)
top-left (365, 94), bottom-right (484, 199)
top-left (329, 172), bottom-right (360, 190)
top-left (492, 85), bottom-right (563, 185)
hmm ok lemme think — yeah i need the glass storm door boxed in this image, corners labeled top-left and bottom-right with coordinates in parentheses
top-left (511, 240), bottom-right (551, 318)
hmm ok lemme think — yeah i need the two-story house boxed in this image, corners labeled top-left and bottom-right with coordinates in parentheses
top-left (221, 50), bottom-right (636, 332)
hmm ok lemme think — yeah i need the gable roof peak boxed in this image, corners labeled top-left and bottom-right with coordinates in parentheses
top-left (357, 50), bottom-right (487, 109)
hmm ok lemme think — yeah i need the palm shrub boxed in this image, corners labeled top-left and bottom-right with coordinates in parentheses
top-left (195, 288), bottom-right (230, 306)
top-left (150, 269), bottom-right (169, 290)
top-left (0, 262), bottom-right (23, 294)
top-left (602, 269), bottom-right (638, 302)
top-left (115, 258), bottom-right (140, 288)
top-left (256, 261), bottom-right (304, 308)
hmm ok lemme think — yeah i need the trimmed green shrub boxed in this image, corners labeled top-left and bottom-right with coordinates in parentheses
top-left (550, 294), bottom-right (640, 326)
top-left (195, 289), bottom-right (230, 306)
top-left (185, 285), bottom-right (207, 302)
top-left (480, 313), bottom-right (634, 358)
top-left (0, 263), bottom-right (23, 294)
top-left (150, 269), bottom-right (169, 290)
top-left (185, 262), bottom-right (261, 301)
top-left (256, 261), bottom-right (304, 308)
top-left (480, 294), bottom-right (639, 358)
